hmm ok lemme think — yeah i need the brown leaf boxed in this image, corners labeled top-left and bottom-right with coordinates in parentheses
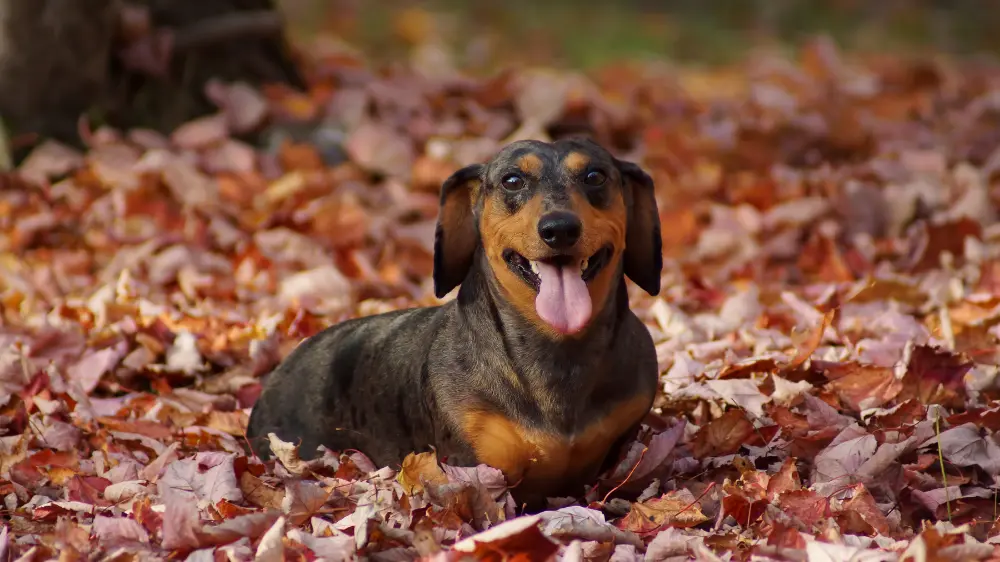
top-left (787, 309), bottom-right (835, 369)
top-left (618, 491), bottom-right (710, 534)
top-left (824, 363), bottom-right (903, 412)
top-left (239, 471), bottom-right (284, 510)
top-left (690, 409), bottom-right (755, 458)
top-left (203, 410), bottom-right (249, 436)
top-left (66, 476), bottom-right (112, 506)
top-left (836, 484), bottom-right (890, 536)
top-left (898, 345), bottom-right (972, 408)
top-left (282, 480), bottom-right (329, 526)
top-left (765, 521), bottom-right (806, 550)
top-left (450, 515), bottom-right (558, 562)
top-left (721, 488), bottom-right (768, 526)
top-left (907, 217), bottom-right (982, 273)
top-left (398, 451), bottom-right (449, 496)
top-left (777, 490), bottom-right (831, 528)
top-left (766, 457), bottom-right (802, 501)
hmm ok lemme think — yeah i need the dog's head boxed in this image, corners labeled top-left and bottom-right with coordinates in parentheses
top-left (433, 138), bottom-right (662, 337)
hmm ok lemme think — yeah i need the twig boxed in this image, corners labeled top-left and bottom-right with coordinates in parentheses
top-left (600, 446), bottom-right (648, 506)
top-left (935, 412), bottom-right (952, 522)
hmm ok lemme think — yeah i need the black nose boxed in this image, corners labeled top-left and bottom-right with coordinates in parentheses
top-left (537, 211), bottom-right (582, 249)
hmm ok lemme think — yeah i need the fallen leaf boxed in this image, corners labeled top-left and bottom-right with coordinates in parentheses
top-left (824, 363), bottom-right (903, 412)
top-left (92, 515), bottom-right (150, 545)
top-left (451, 515), bottom-right (558, 561)
top-left (899, 345), bottom-right (973, 408)
top-left (617, 491), bottom-right (710, 534)
top-left (837, 484), bottom-right (890, 536)
top-left (282, 479), bottom-right (329, 526)
top-left (690, 409), bottom-right (756, 458)
top-left (918, 423), bottom-right (1000, 474)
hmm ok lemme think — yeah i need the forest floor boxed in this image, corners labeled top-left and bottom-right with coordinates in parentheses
top-left (2, 7), bottom-right (1000, 562)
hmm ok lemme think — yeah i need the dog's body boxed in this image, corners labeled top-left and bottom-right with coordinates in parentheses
top-left (247, 138), bottom-right (663, 508)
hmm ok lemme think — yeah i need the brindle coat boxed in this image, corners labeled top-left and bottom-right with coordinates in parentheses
top-left (246, 137), bottom-right (663, 509)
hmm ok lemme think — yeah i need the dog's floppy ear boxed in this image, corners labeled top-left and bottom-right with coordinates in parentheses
top-left (433, 164), bottom-right (484, 298)
top-left (616, 159), bottom-right (663, 296)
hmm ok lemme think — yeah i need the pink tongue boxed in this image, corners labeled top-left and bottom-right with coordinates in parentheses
top-left (534, 261), bottom-right (592, 334)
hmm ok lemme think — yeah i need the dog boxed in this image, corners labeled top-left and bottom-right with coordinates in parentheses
top-left (246, 137), bottom-right (663, 509)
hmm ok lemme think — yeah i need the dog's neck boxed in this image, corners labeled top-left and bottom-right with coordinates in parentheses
top-left (453, 250), bottom-right (631, 419)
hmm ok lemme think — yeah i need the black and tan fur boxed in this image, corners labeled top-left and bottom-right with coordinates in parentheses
top-left (246, 137), bottom-right (663, 509)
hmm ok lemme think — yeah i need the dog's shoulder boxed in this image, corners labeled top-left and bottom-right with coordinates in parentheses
top-left (278, 303), bottom-right (451, 365)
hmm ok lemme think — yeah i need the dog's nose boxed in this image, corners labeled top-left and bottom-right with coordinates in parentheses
top-left (538, 211), bottom-right (582, 249)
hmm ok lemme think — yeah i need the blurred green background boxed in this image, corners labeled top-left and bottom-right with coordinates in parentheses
top-left (276, 0), bottom-right (1000, 69)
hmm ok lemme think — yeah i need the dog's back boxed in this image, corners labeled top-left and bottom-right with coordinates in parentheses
top-left (246, 304), bottom-right (454, 465)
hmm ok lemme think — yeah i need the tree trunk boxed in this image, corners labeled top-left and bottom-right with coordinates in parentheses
top-left (0, 0), bottom-right (304, 159)
top-left (0, 0), bottom-right (118, 150)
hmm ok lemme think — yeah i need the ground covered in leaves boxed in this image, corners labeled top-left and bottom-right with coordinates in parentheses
top-left (2, 35), bottom-right (1000, 561)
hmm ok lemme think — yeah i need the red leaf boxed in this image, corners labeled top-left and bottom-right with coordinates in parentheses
top-left (450, 515), bottom-right (558, 562)
top-left (899, 345), bottom-right (973, 408)
top-left (766, 457), bottom-right (802, 501)
top-left (67, 476), bottom-right (112, 507)
top-left (777, 490), bottom-right (832, 527)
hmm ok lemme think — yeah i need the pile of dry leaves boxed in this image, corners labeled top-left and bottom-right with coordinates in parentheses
top-left (1, 35), bottom-right (999, 561)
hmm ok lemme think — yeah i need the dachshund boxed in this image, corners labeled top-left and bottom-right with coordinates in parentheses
top-left (246, 137), bottom-right (663, 509)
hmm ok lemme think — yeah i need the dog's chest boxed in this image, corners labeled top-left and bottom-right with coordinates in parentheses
top-left (460, 395), bottom-right (649, 490)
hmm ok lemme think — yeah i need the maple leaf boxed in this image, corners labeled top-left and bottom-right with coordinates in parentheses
top-left (617, 490), bottom-right (710, 534)
top-left (539, 506), bottom-right (644, 550)
top-left (449, 515), bottom-right (558, 562)
top-left (823, 362), bottom-right (903, 412)
top-left (690, 409), bottom-right (756, 458)
top-left (92, 515), bottom-right (151, 545)
top-left (704, 378), bottom-right (769, 418)
top-left (899, 345), bottom-right (973, 408)
top-left (397, 451), bottom-right (449, 496)
top-left (836, 484), bottom-right (891, 536)
top-left (160, 495), bottom-right (205, 551)
top-left (157, 453), bottom-right (243, 505)
top-left (239, 470), bottom-right (285, 510)
top-left (777, 490), bottom-right (832, 528)
top-left (918, 423), bottom-right (1000, 475)
top-left (67, 343), bottom-right (127, 394)
top-left (282, 479), bottom-right (330, 526)
top-left (766, 457), bottom-right (802, 501)
top-left (811, 426), bottom-right (877, 488)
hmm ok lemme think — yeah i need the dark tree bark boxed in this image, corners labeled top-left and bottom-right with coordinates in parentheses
top-left (0, 0), bottom-right (304, 159)
top-left (0, 0), bottom-right (118, 149)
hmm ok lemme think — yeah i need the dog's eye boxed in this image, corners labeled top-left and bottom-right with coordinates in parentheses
top-left (584, 170), bottom-right (607, 186)
top-left (502, 174), bottom-right (525, 191)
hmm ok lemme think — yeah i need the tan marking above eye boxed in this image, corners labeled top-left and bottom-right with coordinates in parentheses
top-left (562, 152), bottom-right (590, 174)
top-left (517, 153), bottom-right (543, 176)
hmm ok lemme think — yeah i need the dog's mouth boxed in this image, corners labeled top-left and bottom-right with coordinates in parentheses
top-left (501, 245), bottom-right (613, 335)
top-left (502, 245), bottom-right (612, 290)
